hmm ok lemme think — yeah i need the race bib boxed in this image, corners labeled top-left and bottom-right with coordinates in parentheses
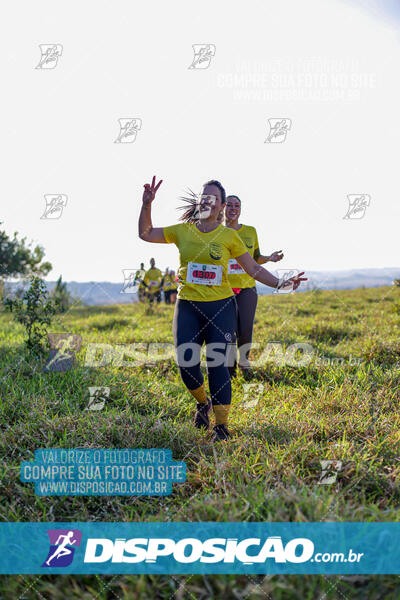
top-left (228, 259), bottom-right (245, 274)
top-left (186, 262), bottom-right (223, 286)
top-left (149, 280), bottom-right (159, 287)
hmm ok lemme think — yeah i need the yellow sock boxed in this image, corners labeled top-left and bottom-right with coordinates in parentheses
top-left (189, 384), bottom-right (208, 404)
top-left (213, 404), bottom-right (230, 426)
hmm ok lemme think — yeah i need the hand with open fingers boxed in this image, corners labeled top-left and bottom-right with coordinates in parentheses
top-left (269, 250), bottom-right (284, 263)
top-left (280, 271), bottom-right (308, 291)
top-left (142, 176), bottom-right (163, 206)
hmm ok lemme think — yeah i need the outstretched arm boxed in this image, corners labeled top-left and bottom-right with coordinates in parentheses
top-left (254, 249), bottom-right (284, 265)
top-left (138, 176), bottom-right (167, 243)
top-left (235, 252), bottom-right (306, 291)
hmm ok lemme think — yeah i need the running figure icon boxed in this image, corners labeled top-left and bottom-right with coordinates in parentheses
top-left (45, 531), bottom-right (77, 565)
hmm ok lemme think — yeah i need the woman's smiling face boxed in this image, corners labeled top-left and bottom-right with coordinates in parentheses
top-left (225, 196), bottom-right (241, 221)
top-left (198, 184), bottom-right (223, 220)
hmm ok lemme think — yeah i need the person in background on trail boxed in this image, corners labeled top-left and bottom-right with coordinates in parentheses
top-left (163, 267), bottom-right (172, 304)
top-left (143, 257), bottom-right (163, 304)
top-left (169, 270), bottom-right (178, 304)
top-left (135, 262), bottom-right (146, 302)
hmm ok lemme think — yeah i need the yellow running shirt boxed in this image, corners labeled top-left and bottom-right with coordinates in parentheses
top-left (227, 224), bottom-right (259, 289)
top-left (167, 274), bottom-right (178, 291)
top-left (163, 223), bottom-right (247, 301)
top-left (143, 268), bottom-right (163, 294)
top-left (135, 269), bottom-right (145, 290)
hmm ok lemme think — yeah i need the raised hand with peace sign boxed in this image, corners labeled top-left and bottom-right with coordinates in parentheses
top-left (142, 176), bottom-right (163, 206)
top-left (139, 176), bottom-right (167, 243)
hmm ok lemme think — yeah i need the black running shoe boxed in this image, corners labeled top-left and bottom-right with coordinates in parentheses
top-left (212, 424), bottom-right (231, 442)
top-left (194, 397), bottom-right (212, 430)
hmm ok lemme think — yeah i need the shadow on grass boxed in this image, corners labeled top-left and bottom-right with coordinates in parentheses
top-left (0, 344), bottom-right (47, 375)
top-left (89, 318), bottom-right (137, 331)
top-left (306, 324), bottom-right (360, 344)
top-left (69, 305), bottom-right (123, 318)
top-left (233, 422), bottom-right (291, 444)
top-left (248, 366), bottom-right (321, 389)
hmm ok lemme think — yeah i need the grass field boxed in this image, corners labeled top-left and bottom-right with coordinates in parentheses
top-left (1, 286), bottom-right (399, 599)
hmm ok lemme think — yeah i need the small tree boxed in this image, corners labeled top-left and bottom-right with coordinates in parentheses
top-left (0, 222), bottom-right (52, 301)
top-left (3, 276), bottom-right (57, 353)
top-left (51, 275), bottom-right (73, 313)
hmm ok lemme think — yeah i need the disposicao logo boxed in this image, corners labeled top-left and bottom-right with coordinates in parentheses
top-left (42, 529), bottom-right (82, 567)
top-left (83, 536), bottom-right (314, 564)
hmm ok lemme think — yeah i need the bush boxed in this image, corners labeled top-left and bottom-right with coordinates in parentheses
top-left (3, 276), bottom-right (57, 353)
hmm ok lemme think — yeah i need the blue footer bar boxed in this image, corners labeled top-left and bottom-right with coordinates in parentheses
top-left (0, 522), bottom-right (399, 574)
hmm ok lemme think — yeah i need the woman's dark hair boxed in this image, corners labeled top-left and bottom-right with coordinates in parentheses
top-left (227, 194), bottom-right (241, 203)
top-left (178, 180), bottom-right (226, 223)
top-left (205, 180), bottom-right (226, 205)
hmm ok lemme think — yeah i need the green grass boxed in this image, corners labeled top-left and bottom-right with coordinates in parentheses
top-left (1, 286), bottom-right (400, 599)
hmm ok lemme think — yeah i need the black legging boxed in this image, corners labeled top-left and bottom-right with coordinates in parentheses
top-left (173, 297), bottom-right (237, 405)
top-left (232, 287), bottom-right (258, 370)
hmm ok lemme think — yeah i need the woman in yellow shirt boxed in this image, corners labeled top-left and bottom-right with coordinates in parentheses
top-left (138, 176), bottom-right (306, 442)
top-left (225, 195), bottom-right (284, 376)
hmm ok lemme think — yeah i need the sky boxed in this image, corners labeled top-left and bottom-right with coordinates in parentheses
top-left (1, 0), bottom-right (400, 282)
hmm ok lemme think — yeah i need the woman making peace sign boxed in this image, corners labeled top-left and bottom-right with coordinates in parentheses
top-left (138, 176), bottom-right (306, 442)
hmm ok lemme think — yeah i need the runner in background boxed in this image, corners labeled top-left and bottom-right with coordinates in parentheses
top-left (143, 258), bottom-right (163, 304)
top-left (163, 268), bottom-right (172, 304)
top-left (169, 270), bottom-right (178, 304)
top-left (135, 263), bottom-right (146, 302)
top-left (139, 176), bottom-right (306, 442)
top-left (225, 195), bottom-right (284, 377)
top-left (136, 262), bottom-right (145, 277)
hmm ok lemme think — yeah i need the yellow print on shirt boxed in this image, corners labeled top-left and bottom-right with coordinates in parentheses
top-left (209, 242), bottom-right (222, 260)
